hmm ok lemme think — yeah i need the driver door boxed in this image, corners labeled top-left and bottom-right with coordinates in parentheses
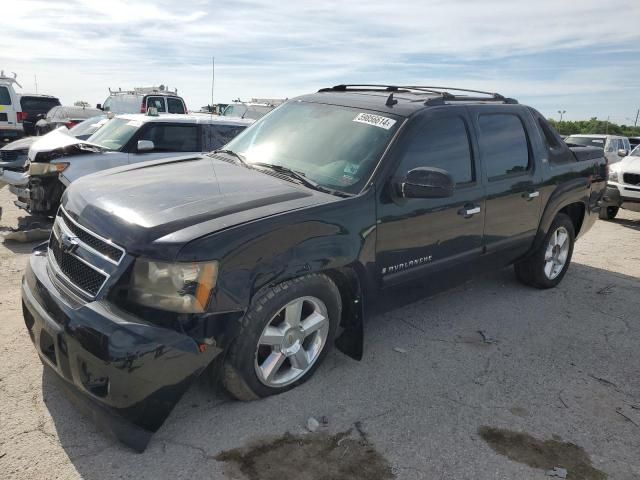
top-left (376, 108), bottom-right (486, 286)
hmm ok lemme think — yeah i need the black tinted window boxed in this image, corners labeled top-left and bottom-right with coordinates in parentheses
top-left (167, 97), bottom-right (186, 114)
top-left (140, 124), bottom-right (199, 152)
top-left (20, 97), bottom-right (60, 114)
top-left (479, 114), bottom-right (530, 178)
top-left (397, 115), bottom-right (474, 184)
top-left (203, 124), bottom-right (246, 150)
top-left (0, 87), bottom-right (10, 105)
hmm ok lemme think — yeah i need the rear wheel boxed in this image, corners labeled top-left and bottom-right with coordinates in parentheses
top-left (223, 274), bottom-right (341, 400)
top-left (515, 213), bottom-right (575, 289)
top-left (599, 206), bottom-right (619, 220)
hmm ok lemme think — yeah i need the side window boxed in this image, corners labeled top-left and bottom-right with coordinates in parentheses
top-left (139, 124), bottom-right (199, 152)
top-left (146, 97), bottom-right (166, 113)
top-left (623, 138), bottom-right (630, 151)
top-left (203, 125), bottom-right (246, 150)
top-left (167, 98), bottom-right (186, 114)
top-left (396, 116), bottom-right (474, 185)
top-left (605, 138), bottom-right (616, 152)
top-left (0, 86), bottom-right (11, 105)
top-left (478, 114), bottom-right (530, 179)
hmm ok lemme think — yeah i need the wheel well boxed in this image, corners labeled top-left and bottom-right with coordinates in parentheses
top-left (559, 202), bottom-right (585, 236)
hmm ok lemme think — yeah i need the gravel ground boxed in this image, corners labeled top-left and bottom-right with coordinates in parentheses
top-left (0, 186), bottom-right (639, 480)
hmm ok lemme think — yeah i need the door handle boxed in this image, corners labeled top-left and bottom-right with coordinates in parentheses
top-left (523, 191), bottom-right (540, 200)
top-left (458, 205), bottom-right (481, 218)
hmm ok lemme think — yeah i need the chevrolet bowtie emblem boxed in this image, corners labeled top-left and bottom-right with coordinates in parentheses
top-left (60, 232), bottom-right (80, 254)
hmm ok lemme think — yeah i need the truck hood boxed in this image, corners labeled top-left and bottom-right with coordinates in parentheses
top-left (63, 156), bottom-right (336, 259)
top-left (28, 128), bottom-right (106, 162)
top-left (617, 155), bottom-right (640, 174)
top-left (1, 136), bottom-right (36, 152)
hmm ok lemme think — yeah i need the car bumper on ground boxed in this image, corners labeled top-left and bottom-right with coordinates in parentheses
top-left (21, 248), bottom-right (221, 452)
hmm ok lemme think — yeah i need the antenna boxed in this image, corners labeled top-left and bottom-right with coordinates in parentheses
top-left (211, 56), bottom-right (215, 116)
top-left (34, 75), bottom-right (38, 94)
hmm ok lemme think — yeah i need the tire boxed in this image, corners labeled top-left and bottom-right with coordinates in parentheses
top-left (514, 213), bottom-right (575, 289)
top-left (223, 273), bottom-right (341, 400)
top-left (599, 206), bottom-right (619, 220)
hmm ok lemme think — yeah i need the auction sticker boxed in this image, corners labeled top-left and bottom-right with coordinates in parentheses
top-left (353, 112), bottom-right (396, 130)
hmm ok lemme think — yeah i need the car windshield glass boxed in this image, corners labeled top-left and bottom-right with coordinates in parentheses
top-left (86, 117), bottom-right (140, 150)
top-left (565, 136), bottom-right (606, 148)
top-left (630, 145), bottom-right (640, 157)
top-left (69, 116), bottom-right (108, 138)
top-left (20, 97), bottom-right (60, 114)
top-left (225, 101), bottom-right (401, 194)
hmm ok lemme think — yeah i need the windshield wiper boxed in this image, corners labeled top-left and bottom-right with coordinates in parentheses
top-left (212, 149), bottom-right (248, 166)
top-left (251, 162), bottom-right (351, 197)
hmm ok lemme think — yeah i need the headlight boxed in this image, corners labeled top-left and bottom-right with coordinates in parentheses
top-left (28, 162), bottom-right (69, 175)
top-left (608, 169), bottom-right (619, 182)
top-left (129, 259), bottom-right (219, 313)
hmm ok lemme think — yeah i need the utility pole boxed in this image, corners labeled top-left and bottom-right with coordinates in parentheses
top-left (34, 75), bottom-right (38, 94)
top-left (605, 116), bottom-right (610, 134)
top-left (634, 108), bottom-right (639, 128)
top-left (557, 109), bottom-right (566, 122)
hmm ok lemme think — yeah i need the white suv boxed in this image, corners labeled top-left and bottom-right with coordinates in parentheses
top-left (565, 134), bottom-right (630, 165)
top-left (600, 145), bottom-right (640, 219)
top-left (0, 71), bottom-right (24, 142)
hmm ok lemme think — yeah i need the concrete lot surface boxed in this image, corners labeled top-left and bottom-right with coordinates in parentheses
top-left (0, 186), bottom-right (639, 479)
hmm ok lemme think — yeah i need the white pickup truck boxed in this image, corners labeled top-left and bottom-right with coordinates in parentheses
top-left (600, 145), bottom-right (640, 219)
top-left (10, 112), bottom-right (253, 216)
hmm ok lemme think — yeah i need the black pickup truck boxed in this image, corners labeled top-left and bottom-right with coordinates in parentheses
top-left (21, 85), bottom-right (607, 451)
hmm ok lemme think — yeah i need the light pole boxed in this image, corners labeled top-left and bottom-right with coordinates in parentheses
top-left (557, 110), bottom-right (566, 122)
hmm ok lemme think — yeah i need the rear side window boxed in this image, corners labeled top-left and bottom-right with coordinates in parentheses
top-left (479, 114), bottom-right (530, 179)
top-left (146, 96), bottom-right (166, 113)
top-left (203, 124), bottom-right (247, 150)
top-left (0, 86), bottom-right (11, 105)
top-left (167, 97), bottom-right (186, 114)
top-left (20, 97), bottom-right (60, 114)
top-left (397, 115), bottom-right (474, 184)
top-left (139, 124), bottom-right (199, 152)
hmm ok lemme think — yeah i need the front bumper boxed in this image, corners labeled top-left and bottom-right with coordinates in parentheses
top-left (21, 249), bottom-right (221, 452)
top-left (601, 183), bottom-right (640, 207)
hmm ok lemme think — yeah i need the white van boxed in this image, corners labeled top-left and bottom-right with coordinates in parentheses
top-left (98, 86), bottom-right (187, 115)
top-left (0, 71), bottom-right (24, 142)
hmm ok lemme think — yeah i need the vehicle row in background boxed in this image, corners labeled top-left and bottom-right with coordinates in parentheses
top-left (221, 97), bottom-right (285, 119)
top-left (34, 105), bottom-right (103, 136)
top-left (9, 112), bottom-right (253, 216)
top-left (565, 134), bottom-right (631, 165)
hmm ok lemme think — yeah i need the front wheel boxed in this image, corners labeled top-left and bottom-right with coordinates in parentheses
top-left (222, 274), bottom-right (341, 400)
top-left (599, 206), bottom-right (619, 220)
top-left (515, 213), bottom-right (575, 289)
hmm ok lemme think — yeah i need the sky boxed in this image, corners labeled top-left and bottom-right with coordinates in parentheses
top-left (3, 0), bottom-right (640, 123)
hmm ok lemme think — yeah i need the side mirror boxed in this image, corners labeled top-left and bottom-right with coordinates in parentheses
top-left (137, 140), bottom-right (154, 152)
top-left (617, 149), bottom-right (628, 157)
top-left (96, 104), bottom-right (102, 110)
top-left (399, 167), bottom-right (454, 199)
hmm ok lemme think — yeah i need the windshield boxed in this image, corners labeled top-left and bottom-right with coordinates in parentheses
top-left (565, 136), bottom-right (606, 148)
top-left (630, 145), bottom-right (640, 157)
top-left (86, 117), bottom-right (140, 150)
top-left (225, 101), bottom-right (401, 194)
top-left (69, 115), bottom-right (109, 138)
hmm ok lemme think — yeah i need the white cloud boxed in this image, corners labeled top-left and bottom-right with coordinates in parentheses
top-left (2, 0), bottom-right (640, 119)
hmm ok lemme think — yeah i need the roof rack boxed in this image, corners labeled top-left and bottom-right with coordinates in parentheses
top-left (317, 84), bottom-right (518, 105)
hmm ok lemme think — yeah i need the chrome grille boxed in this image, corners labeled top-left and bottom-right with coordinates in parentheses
top-left (47, 209), bottom-right (126, 298)
top-left (59, 209), bottom-right (124, 263)
top-left (49, 234), bottom-right (107, 296)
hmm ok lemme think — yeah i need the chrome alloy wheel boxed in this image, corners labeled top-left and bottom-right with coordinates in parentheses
top-left (544, 226), bottom-right (570, 280)
top-left (254, 296), bottom-right (330, 387)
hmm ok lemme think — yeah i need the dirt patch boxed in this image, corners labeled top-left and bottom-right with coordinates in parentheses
top-left (215, 428), bottom-right (394, 480)
top-left (479, 426), bottom-right (606, 480)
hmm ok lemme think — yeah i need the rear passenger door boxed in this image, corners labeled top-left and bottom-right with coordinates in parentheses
top-left (376, 107), bottom-right (485, 285)
top-left (470, 106), bottom-right (542, 258)
top-left (128, 123), bottom-right (201, 164)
